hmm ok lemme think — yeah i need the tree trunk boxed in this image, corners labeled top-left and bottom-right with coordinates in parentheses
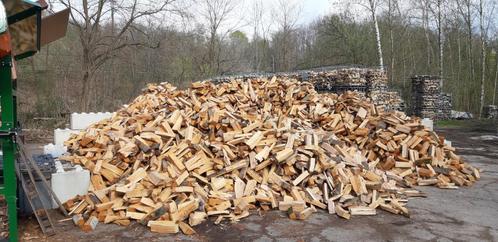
top-left (80, 49), bottom-right (97, 112)
top-left (388, 0), bottom-right (395, 83)
top-left (457, 35), bottom-right (462, 83)
top-left (437, 0), bottom-right (443, 83)
top-left (464, 1), bottom-right (473, 112)
top-left (423, 1), bottom-right (431, 71)
top-left (478, 44), bottom-right (485, 118)
top-left (493, 55), bottom-right (498, 105)
top-left (81, 70), bottom-right (91, 112)
top-left (369, 0), bottom-right (384, 71)
top-left (208, 31), bottom-right (217, 75)
top-left (467, 1), bottom-right (474, 90)
top-left (478, 0), bottom-right (485, 118)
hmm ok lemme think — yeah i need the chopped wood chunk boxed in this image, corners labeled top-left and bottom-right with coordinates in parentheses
top-left (276, 148), bottom-right (293, 162)
top-left (349, 206), bottom-right (376, 216)
top-left (335, 205), bottom-right (350, 220)
top-left (245, 131), bottom-right (263, 150)
top-left (189, 212), bottom-right (207, 227)
top-left (179, 221), bottom-right (196, 235)
top-left (147, 220), bottom-right (179, 234)
top-left (292, 171), bottom-right (309, 186)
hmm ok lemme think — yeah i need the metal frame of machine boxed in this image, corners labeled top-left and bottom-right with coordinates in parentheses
top-left (0, 52), bottom-right (17, 241)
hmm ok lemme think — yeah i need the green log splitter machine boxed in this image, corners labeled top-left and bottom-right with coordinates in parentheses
top-left (0, 1), bottom-right (68, 241)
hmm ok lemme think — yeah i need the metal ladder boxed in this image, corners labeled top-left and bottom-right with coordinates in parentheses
top-left (15, 140), bottom-right (68, 236)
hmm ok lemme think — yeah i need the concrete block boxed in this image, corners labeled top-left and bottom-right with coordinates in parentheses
top-left (70, 112), bottom-right (114, 130)
top-left (51, 164), bottom-right (90, 207)
top-left (421, 118), bottom-right (433, 131)
top-left (54, 128), bottom-right (80, 146)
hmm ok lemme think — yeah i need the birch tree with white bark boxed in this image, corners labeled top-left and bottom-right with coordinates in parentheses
top-left (361, 0), bottom-right (385, 71)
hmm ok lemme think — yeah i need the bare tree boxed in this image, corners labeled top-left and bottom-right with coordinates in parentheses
top-left (446, 2), bottom-right (464, 84)
top-left (368, 0), bottom-right (384, 71)
top-left (456, 2), bottom-right (475, 79)
top-left (477, 0), bottom-right (496, 117)
top-left (198, 0), bottom-right (241, 75)
top-left (58, 0), bottom-right (184, 111)
top-left (272, 0), bottom-right (301, 71)
top-left (494, 50), bottom-right (498, 105)
top-left (414, 0), bottom-right (434, 71)
top-left (250, 0), bottom-right (263, 72)
top-left (425, 0), bottom-right (445, 81)
top-left (436, 0), bottom-right (444, 79)
top-left (248, 0), bottom-right (273, 72)
top-left (478, 0), bottom-right (486, 118)
top-left (384, 0), bottom-right (402, 82)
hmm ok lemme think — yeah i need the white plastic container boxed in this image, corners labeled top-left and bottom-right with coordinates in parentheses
top-left (70, 112), bottom-right (114, 130)
top-left (54, 129), bottom-right (80, 146)
top-left (51, 164), bottom-right (90, 207)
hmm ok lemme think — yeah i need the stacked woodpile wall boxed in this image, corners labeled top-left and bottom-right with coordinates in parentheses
top-left (411, 76), bottom-right (452, 120)
top-left (300, 69), bottom-right (404, 112)
top-left (438, 93), bottom-right (452, 120)
top-left (306, 68), bottom-right (368, 91)
top-left (212, 68), bottom-right (404, 111)
top-left (483, 105), bottom-right (498, 119)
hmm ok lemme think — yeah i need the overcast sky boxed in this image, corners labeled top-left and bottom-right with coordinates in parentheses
top-left (229, 0), bottom-right (337, 38)
top-left (228, 0), bottom-right (370, 38)
top-left (51, 0), bottom-right (334, 33)
top-left (297, 0), bottom-right (333, 24)
top-left (50, 0), bottom-right (373, 39)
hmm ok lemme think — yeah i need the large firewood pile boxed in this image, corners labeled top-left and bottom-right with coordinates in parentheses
top-left (60, 77), bottom-right (479, 234)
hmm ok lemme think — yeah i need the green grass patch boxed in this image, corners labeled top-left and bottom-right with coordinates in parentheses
top-left (435, 119), bottom-right (497, 131)
top-left (435, 119), bottom-right (469, 128)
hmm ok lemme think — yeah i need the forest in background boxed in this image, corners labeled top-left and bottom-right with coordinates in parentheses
top-left (15, 0), bottom-right (498, 128)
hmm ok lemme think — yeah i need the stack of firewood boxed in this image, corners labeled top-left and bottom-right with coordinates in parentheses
top-left (370, 90), bottom-right (404, 112)
top-left (309, 69), bottom-right (368, 90)
top-left (365, 69), bottom-right (388, 90)
top-left (211, 68), bottom-right (403, 111)
top-left (411, 75), bottom-right (452, 120)
top-left (438, 93), bottom-right (452, 120)
top-left (61, 77), bottom-right (479, 234)
top-left (305, 69), bottom-right (403, 111)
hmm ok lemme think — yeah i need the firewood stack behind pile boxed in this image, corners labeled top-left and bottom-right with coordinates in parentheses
top-left (302, 69), bottom-right (404, 112)
top-left (411, 75), bottom-right (453, 120)
top-left (212, 68), bottom-right (404, 112)
top-left (60, 77), bottom-right (479, 234)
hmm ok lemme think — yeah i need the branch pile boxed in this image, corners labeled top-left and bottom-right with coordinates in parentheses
top-left (61, 77), bottom-right (479, 234)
